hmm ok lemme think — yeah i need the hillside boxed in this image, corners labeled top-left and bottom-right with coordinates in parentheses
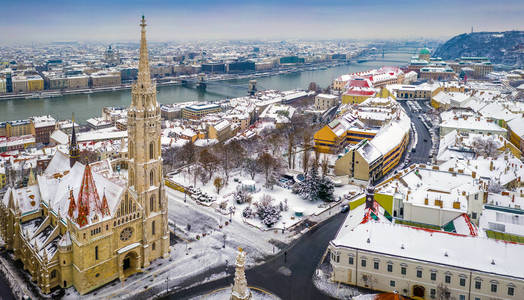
top-left (433, 31), bottom-right (524, 66)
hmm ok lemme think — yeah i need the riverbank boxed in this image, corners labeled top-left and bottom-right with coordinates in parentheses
top-left (0, 51), bottom-right (413, 123)
top-left (0, 61), bottom-right (350, 102)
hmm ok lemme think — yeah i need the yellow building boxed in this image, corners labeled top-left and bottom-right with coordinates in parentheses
top-left (0, 172), bottom-right (5, 189)
top-left (0, 16), bottom-right (169, 295)
top-left (507, 118), bottom-right (524, 153)
top-left (0, 119), bottom-right (35, 138)
top-left (341, 89), bottom-right (376, 104)
top-left (27, 75), bottom-right (44, 92)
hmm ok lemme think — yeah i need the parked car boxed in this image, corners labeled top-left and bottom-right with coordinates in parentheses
top-left (340, 205), bottom-right (350, 213)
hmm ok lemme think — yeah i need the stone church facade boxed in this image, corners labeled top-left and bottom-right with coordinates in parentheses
top-left (0, 16), bottom-right (169, 295)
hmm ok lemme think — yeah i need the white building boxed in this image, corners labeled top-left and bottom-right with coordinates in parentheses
top-left (314, 94), bottom-right (338, 111)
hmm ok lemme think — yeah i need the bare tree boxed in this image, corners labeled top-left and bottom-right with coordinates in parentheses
top-left (244, 158), bottom-right (258, 180)
top-left (302, 151), bottom-right (310, 175)
top-left (472, 136), bottom-right (499, 158)
top-left (79, 150), bottom-right (99, 164)
top-left (436, 283), bottom-right (454, 300)
top-left (215, 143), bottom-right (233, 184)
top-left (213, 177), bottom-right (224, 194)
top-left (193, 166), bottom-right (203, 187)
top-left (228, 139), bottom-right (246, 168)
top-left (180, 140), bottom-right (196, 169)
top-left (321, 154), bottom-right (329, 177)
top-left (199, 148), bottom-right (218, 181)
top-left (257, 152), bottom-right (276, 185)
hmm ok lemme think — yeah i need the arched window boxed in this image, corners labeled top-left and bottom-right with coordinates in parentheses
top-left (150, 170), bottom-right (154, 186)
top-left (129, 141), bottom-right (133, 157)
top-left (50, 270), bottom-right (57, 279)
top-left (150, 195), bottom-right (155, 212)
top-left (149, 142), bottom-right (154, 160)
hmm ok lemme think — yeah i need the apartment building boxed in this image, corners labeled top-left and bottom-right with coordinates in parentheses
top-left (329, 198), bottom-right (524, 300)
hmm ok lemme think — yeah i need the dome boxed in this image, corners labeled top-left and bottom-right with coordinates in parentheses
top-left (419, 48), bottom-right (431, 55)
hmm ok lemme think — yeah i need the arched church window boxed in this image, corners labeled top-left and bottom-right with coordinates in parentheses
top-left (150, 170), bottom-right (154, 186)
top-left (149, 142), bottom-right (154, 159)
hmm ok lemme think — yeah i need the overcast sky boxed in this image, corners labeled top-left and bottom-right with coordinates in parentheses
top-left (1, 0), bottom-right (523, 43)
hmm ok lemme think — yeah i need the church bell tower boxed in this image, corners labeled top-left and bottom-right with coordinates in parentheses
top-left (127, 15), bottom-right (169, 265)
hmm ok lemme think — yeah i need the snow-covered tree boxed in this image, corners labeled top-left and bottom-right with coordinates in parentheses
top-left (488, 179), bottom-right (503, 193)
top-left (242, 206), bottom-right (254, 218)
top-left (234, 190), bottom-right (252, 204)
top-left (472, 136), bottom-right (499, 158)
top-left (294, 163), bottom-right (335, 202)
top-left (254, 194), bottom-right (281, 227)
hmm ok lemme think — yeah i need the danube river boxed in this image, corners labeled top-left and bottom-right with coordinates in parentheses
top-left (0, 52), bottom-right (412, 123)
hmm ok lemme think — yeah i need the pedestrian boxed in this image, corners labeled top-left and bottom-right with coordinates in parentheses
top-left (284, 251), bottom-right (287, 263)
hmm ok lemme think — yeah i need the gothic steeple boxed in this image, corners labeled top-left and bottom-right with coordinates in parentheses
top-left (127, 15), bottom-right (169, 263)
top-left (69, 113), bottom-right (79, 168)
top-left (138, 15), bottom-right (152, 88)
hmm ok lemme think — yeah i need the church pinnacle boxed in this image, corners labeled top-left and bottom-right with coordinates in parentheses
top-left (137, 15), bottom-right (151, 88)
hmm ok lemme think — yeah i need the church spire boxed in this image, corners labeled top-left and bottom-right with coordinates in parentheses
top-left (137, 15), bottom-right (152, 88)
top-left (69, 113), bottom-right (79, 168)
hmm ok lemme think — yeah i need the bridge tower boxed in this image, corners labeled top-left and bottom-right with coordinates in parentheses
top-left (248, 80), bottom-right (257, 96)
top-left (196, 73), bottom-right (207, 91)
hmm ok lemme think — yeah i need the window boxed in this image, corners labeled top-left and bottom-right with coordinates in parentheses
top-left (430, 289), bottom-right (436, 299)
top-left (95, 246), bottom-right (99, 260)
top-left (150, 195), bottom-right (155, 212)
top-left (474, 194), bottom-right (478, 200)
top-left (472, 212), bottom-right (477, 219)
top-left (445, 275), bottom-right (451, 284)
top-left (150, 170), bottom-right (154, 186)
top-left (361, 259), bottom-right (366, 267)
top-left (459, 295), bottom-right (465, 300)
top-left (417, 270), bottom-right (422, 278)
top-left (431, 272), bottom-right (436, 281)
top-left (475, 281), bottom-right (481, 289)
top-left (50, 270), bottom-right (57, 279)
top-left (491, 283), bottom-right (497, 293)
top-left (460, 278), bottom-right (466, 287)
top-left (150, 142), bottom-right (154, 159)
top-left (387, 264), bottom-right (393, 272)
top-left (152, 221), bottom-right (156, 235)
top-left (152, 242), bottom-right (156, 251)
top-left (374, 262), bottom-right (379, 270)
top-left (475, 298), bottom-right (480, 300)
top-left (390, 280), bottom-right (395, 287)
top-left (508, 286), bottom-right (515, 296)
top-left (348, 257), bottom-right (354, 265)
top-left (401, 266), bottom-right (406, 275)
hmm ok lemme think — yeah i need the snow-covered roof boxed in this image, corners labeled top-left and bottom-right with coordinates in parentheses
top-left (332, 218), bottom-right (524, 279)
top-left (508, 118), bottom-right (524, 138)
top-left (38, 150), bottom-right (125, 227)
top-left (50, 129), bottom-right (69, 145)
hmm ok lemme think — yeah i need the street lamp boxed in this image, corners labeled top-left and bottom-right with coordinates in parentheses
top-left (166, 276), bottom-right (169, 294)
top-left (223, 234), bottom-right (226, 248)
top-left (282, 221), bottom-right (286, 234)
top-left (229, 207), bottom-right (233, 223)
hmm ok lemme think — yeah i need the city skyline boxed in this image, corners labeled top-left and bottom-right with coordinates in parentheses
top-left (1, 0), bottom-right (524, 43)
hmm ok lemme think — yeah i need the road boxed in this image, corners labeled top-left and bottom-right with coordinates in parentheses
top-left (400, 101), bottom-right (433, 164)
top-left (163, 213), bottom-right (347, 300)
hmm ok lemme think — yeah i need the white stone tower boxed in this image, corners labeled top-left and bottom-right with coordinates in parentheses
top-left (127, 15), bottom-right (170, 266)
top-left (231, 248), bottom-right (252, 300)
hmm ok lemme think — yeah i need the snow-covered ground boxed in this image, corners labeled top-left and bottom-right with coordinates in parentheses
top-left (313, 260), bottom-right (372, 300)
top-left (188, 287), bottom-right (281, 300)
top-left (170, 168), bottom-right (362, 231)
